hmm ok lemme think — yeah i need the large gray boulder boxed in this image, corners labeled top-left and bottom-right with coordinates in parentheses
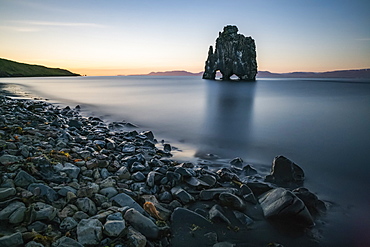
top-left (259, 188), bottom-right (314, 227)
top-left (203, 25), bottom-right (257, 81)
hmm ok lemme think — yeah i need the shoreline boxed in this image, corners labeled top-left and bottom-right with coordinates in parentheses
top-left (0, 83), bottom-right (331, 246)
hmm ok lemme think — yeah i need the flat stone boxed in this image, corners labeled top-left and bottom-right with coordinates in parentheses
top-left (219, 192), bottom-right (246, 211)
top-left (111, 193), bottom-right (145, 214)
top-left (58, 186), bottom-right (77, 197)
top-left (77, 218), bottom-right (103, 245)
top-left (0, 232), bottom-right (23, 247)
top-left (14, 170), bottom-right (37, 188)
top-left (27, 183), bottom-right (58, 203)
top-left (124, 208), bottom-right (159, 239)
top-left (0, 154), bottom-right (20, 165)
top-left (61, 163), bottom-right (80, 179)
top-left (99, 187), bottom-right (118, 198)
top-left (0, 187), bottom-right (16, 201)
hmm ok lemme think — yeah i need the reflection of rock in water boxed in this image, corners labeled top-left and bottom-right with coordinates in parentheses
top-left (196, 80), bottom-right (255, 159)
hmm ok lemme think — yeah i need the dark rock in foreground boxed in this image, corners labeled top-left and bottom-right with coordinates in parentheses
top-left (203, 25), bottom-right (257, 81)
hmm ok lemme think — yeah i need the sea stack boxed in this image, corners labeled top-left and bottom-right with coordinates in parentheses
top-left (202, 25), bottom-right (257, 81)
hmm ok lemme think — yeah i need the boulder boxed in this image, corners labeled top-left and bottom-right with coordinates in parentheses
top-left (265, 155), bottom-right (305, 186)
top-left (203, 25), bottom-right (257, 81)
top-left (259, 188), bottom-right (314, 227)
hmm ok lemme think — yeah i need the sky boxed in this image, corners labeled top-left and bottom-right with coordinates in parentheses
top-left (0, 0), bottom-right (369, 76)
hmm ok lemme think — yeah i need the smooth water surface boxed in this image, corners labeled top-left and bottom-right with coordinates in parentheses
top-left (2, 76), bottom-right (370, 245)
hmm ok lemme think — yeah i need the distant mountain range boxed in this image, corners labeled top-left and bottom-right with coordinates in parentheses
top-left (135, 69), bottom-right (370, 78)
top-left (0, 58), bottom-right (80, 77)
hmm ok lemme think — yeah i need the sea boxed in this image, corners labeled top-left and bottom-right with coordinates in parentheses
top-left (1, 76), bottom-right (370, 246)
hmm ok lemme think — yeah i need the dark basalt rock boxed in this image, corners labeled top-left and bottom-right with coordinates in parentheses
top-left (265, 155), bottom-right (305, 186)
top-left (203, 25), bottom-right (257, 81)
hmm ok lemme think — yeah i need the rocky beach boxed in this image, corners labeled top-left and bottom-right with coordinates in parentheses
top-left (0, 84), bottom-right (329, 247)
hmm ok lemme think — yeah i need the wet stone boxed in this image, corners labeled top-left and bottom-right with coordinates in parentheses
top-left (259, 187), bottom-right (314, 227)
top-left (27, 183), bottom-right (59, 203)
top-left (77, 218), bottom-right (103, 246)
top-left (111, 193), bottom-right (145, 214)
top-left (132, 171), bottom-right (146, 182)
top-left (219, 192), bottom-right (246, 211)
top-left (0, 201), bottom-right (26, 224)
top-left (199, 188), bottom-right (238, 201)
top-left (0, 232), bottom-right (23, 247)
top-left (0, 154), bottom-right (20, 165)
top-left (124, 208), bottom-right (159, 239)
top-left (171, 187), bottom-right (194, 204)
top-left (99, 186), bottom-right (118, 198)
top-left (0, 187), bottom-right (16, 200)
top-left (14, 170), bottom-right (37, 188)
top-left (60, 217), bottom-right (78, 231)
top-left (51, 236), bottom-right (83, 247)
top-left (31, 202), bottom-right (58, 221)
top-left (75, 197), bottom-right (97, 216)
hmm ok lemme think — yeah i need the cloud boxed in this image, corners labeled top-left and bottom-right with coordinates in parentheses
top-left (0, 25), bottom-right (40, 32)
top-left (8, 20), bottom-right (106, 29)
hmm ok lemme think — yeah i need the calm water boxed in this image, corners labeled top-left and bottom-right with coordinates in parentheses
top-left (2, 76), bottom-right (370, 246)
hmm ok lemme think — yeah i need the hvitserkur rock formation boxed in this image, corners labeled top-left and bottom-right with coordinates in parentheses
top-left (202, 25), bottom-right (257, 81)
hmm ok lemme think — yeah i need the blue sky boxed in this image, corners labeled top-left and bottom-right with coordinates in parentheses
top-left (0, 0), bottom-right (369, 75)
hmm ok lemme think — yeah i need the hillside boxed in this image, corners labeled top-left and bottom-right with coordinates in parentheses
top-left (135, 69), bottom-right (370, 78)
top-left (257, 69), bottom-right (370, 78)
top-left (147, 70), bottom-right (203, 76)
top-left (0, 58), bottom-right (80, 77)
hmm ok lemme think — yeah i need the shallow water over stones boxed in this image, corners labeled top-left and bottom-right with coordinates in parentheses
top-left (0, 95), bottom-right (330, 246)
